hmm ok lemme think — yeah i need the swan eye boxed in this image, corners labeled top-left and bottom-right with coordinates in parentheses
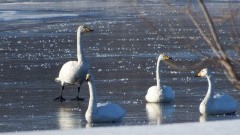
top-left (202, 70), bottom-right (207, 74)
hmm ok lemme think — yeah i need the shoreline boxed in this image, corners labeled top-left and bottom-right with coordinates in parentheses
top-left (2, 119), bottom-right (239, 135)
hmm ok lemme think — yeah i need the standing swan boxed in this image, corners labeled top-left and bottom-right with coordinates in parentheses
top-left (54, 25), bottom-right (93, 101)
top-left (196, 68), bottom-right (238, 115)
top-left (145, 54), bottom-right (175, 103)
top-left (85, 74), bottom-right (126, 123)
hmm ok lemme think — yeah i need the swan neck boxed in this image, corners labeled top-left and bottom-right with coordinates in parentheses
top-left (77, 30), bottom-right (86, 63)
top-left (87, 79), bottom-right (97, 114)
top-left (204, 75), bottom-right (214, 101)
top-left (156, 56), bottom-right (162, 89)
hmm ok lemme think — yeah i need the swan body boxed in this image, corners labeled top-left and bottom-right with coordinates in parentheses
top-left (85, 74), bottom-right (126, 123)
top-left (145, 54), bottom-right (175, 103)
top-left (146, 86), bottom-right (174, 103)
top-left (86, 103), bottom-right (126, 123)
top-left (55, 61), bottom-right (88, 85)
top-left (54, 25), bottom-right (93, 101)
top-left (196, 68), bottom-right (238, 115)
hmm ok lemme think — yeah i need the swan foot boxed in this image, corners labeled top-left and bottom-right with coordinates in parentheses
top-left (71, 96), bottom-right (85, 101)
top-left (53, 96), bottom-right (66, 102)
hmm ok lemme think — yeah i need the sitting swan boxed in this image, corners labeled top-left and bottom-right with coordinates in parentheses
top-left (54, 25), bottom-right (93, 101)
top-left (196, 68), bottom-right (238, 115)
top-left (85, 74), bottom-right (126, 123)
top-left (145, 54), bottom-right (175, 103)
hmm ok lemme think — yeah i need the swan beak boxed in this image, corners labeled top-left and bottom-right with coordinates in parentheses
top-left (164, 56), bottom-right (172, 60)
top-left (195, 72), bottom-right (202, 77)
top-left (85, 27), bottom-right (93, 32)
top-left (86, 74), bottom-right (91, 82)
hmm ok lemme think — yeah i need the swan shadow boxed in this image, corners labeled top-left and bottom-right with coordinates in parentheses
top-left (199, 114), bottom-right (238, 123)
top-left (146, 103), bottom-right (174, 125)
top-left (85, 121), bottom-right (123, 128)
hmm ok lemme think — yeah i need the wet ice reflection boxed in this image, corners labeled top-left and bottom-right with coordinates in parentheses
top-left (146, 103), bottom-right (174, 125)
top-left (199, 114), bottom-right (239, 123)
top-left (57, 107), bottom-right (82, 129)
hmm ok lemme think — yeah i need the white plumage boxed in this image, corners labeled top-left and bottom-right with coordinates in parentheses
top-left (85, 74), bottom-right (126, 123)
top-left (196, 68), bottom-right (238, 115)
top-left (55, 61), bottom-right (88, 85)
top-left (145, 54), bottom-right (175, 103)
top-left (54, 25), bottom-right (93, 101)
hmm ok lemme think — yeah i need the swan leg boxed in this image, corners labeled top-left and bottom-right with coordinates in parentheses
top-left (71, 87), bottom-right (85, 101)
top-left (54, 86), bottom-right (66, 102)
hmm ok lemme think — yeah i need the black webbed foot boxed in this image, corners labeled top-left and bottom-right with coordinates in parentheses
top-left (71, 96), bottom-right (85, 101)
top-left (53, 96), bottom-right (66, 102)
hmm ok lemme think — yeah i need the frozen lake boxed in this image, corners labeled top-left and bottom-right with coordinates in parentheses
top-left (0, 0), bottom-right (240, 132)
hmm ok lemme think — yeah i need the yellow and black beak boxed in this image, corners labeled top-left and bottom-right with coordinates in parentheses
top-left (86, 74), bottom-right (91, 82)
top-left (195, 71), bottom-right (202, 77)
top-left (85, 27), bottom-right (93, 32)
top-left (164, 55), bottom-right (172, 60)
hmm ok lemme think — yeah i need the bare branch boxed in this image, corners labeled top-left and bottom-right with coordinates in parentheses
top-left (196, 0), bottom-right (240, 89)
top-left (185, 4), bottom-right (221, 58)
top-left (165, 57), bottom-right (209, 71)
top-left (197, 0), bottom-right (227, 60)
top-left (130, 0), bottom-right (240, 89)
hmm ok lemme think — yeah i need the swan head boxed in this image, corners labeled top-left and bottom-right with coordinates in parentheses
top-left (77, 25), bottom-right (93, 33)
top-left (86, 74), bottom-right (93, 82)
top-left (159, 54), bottom-right (172, 61)
top-left (195, 68), bottom-right (211, 77)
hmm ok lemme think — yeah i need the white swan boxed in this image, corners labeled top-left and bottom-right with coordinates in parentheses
top-left (54, 25), bottom-right (93, 101)
top-left (145, 54), bottom-right (175, 103)
top-left (85, 74), bottom-right (126, 123)
top-left (196, 68), bottom-right (238, 115)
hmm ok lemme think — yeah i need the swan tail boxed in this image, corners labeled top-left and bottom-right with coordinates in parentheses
top-left (55, 77), bottom-right (61, 83)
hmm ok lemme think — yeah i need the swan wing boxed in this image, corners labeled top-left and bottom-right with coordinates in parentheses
top-left (213, 94), bottom-right (238, 114)
top-left (162, 86), bottom-right (175, 102)
top-left (94, 103), bottom-right (126, 122)
top-left (56, 61), bottom-right (89, 84)
top-left (145, 86), bottom-right (160, 102)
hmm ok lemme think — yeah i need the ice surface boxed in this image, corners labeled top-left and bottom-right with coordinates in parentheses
top-left (1, 11), bottom-right (79, 21)
top-left (0, 0), bottom-right (239, 133)
top-left (2, 120), bottom-right (240, 135)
